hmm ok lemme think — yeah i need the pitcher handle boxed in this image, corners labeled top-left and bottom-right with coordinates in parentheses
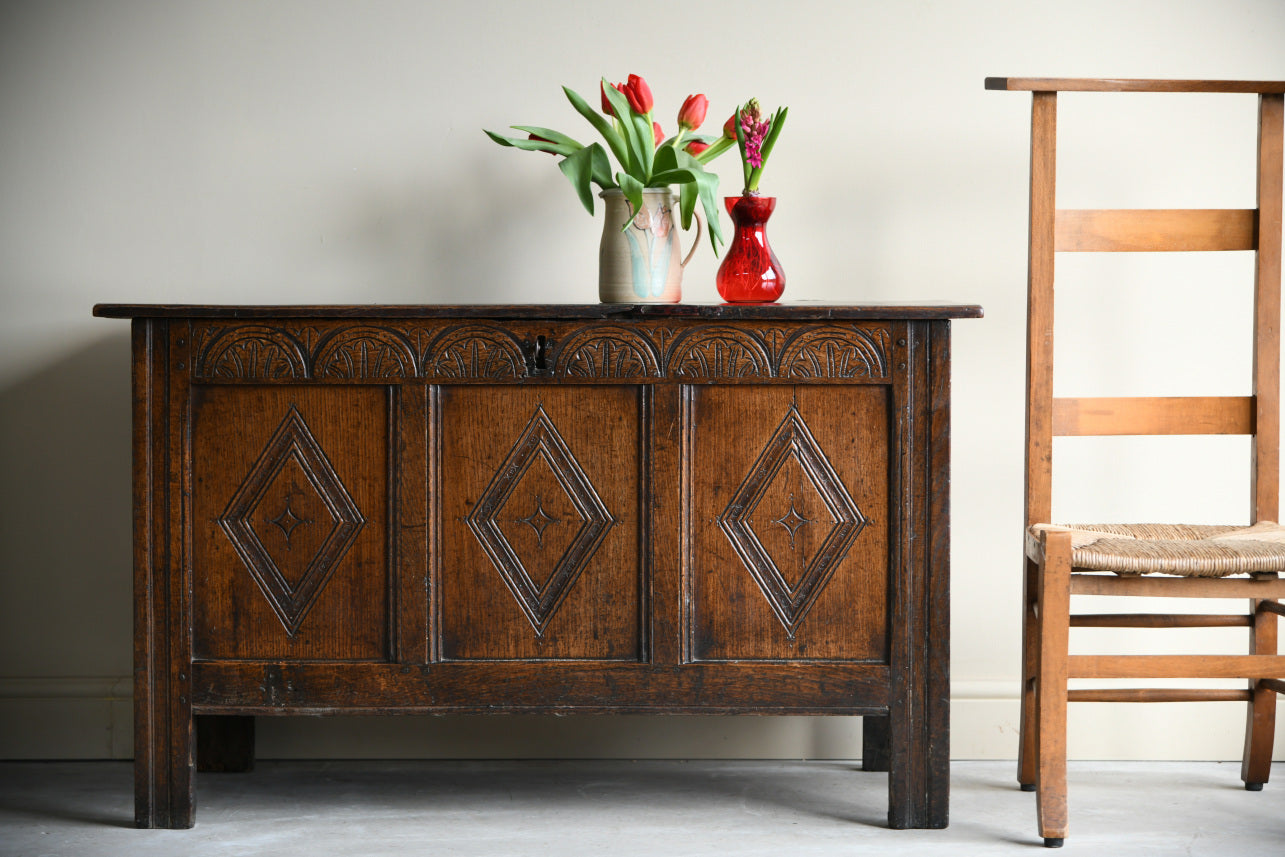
top-left (679, 207), bottom-right (704, 269)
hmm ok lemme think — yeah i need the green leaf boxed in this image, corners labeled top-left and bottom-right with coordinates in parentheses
top-left (693, 136), bottom-right (735, 165)
top-left (587, 143), bottom-right (614, 188)
top-left (649, 168), bottom-right (699, 186)
top-left (759, 106), bottom-right (787, 166)
top-left (652, 144), bottom-right (678, 176)
top-left (650, 147), bottom-right (710, 186)
top-left (563, 86), bottom-right (630, 173)
top-left (616, 172), bottom-right (645, 230)
top-left (559, 145), bottom-right (601, 215)
top-left (672, 146), bottom-right (709, 175)
top-left (646, 147), bottom-right (723, 252)
top-left (746, 107), bottom-right (787, 193)
top-left (652, 146), bottom-right (714, 186)
top-left (678, 177), bottom-right (698, 233)
top-left (485, 128), bottom-right (578, 157)
top-left (511, 125), bottom-right (584, 149)
top-left (734, 105), bottom-right (750, 190)
top-left (602, 82), bottom-right (646, 179)
top-left (702, 180), bottom-right (725, 252)
top-left (630, 111), bottom-right (655, 180)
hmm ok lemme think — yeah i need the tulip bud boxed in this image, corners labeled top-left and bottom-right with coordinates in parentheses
top-left (678, 94), bottom-right (709, 131)
top-left (528, 133), bottom-right (559, 155)
top-left (723, 113), bottom-right (738, 140)
top-left (653, 121), bottom-right (664, 146)
top-left (625, 74), bottom-right (654, 115)
top-left (602, 81), bottom-right (626, 116)
top-left (684, 139), bottom-right (710, 155)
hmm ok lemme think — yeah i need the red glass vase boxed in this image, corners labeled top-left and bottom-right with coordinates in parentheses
top-left (716, 194), bottom-right (785, 303)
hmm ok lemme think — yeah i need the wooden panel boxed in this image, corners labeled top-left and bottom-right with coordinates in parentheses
top-left (1054, 209), bottom-right (1256, 252)
top-left (191, 386), bottom-right (390, 661)
top-left (438, 386), bottom-right (642, 660)
top-left (190, 661), bottom-right (891, 714)
top-left (986, 78), bottom-right (1285, 94)
top-left (1070, 654), bottom-right (1285, 678)
top-left (688, 385), bottom-right (889, 661)
top-left (1051, 396), bottom-right (1254, 436)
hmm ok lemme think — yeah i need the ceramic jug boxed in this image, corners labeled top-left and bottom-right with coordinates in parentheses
top-left (598, 187), bottom-right (702, 303)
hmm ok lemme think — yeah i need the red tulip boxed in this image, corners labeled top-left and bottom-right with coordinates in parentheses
top-left (624, 74), bottom-right (654, 115)
top-left (723, 112), bottom-right (738, 140)
top-left (685, 139), bottom-right (710, 155)
top-left (653, 121), bottom-right (664, 145)
top-left (678, 94), bottom-right (709, 131)
top-left (601, 80), bottom-right (625, 116)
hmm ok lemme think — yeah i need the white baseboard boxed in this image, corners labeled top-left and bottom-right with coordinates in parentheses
top-left (0, 678), bottom-right (133, 759)
top-left (2, 677), bottom-right (1280, 761)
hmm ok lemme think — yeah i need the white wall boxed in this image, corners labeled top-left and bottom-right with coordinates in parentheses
top-left (2, 0), bottom-right (1284, 761)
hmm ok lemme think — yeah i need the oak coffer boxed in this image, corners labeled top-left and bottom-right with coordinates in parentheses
top-left (93, 302), bottom-right (981, 830)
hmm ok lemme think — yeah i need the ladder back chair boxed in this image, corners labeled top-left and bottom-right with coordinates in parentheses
top-left (987, 77), bottom-right (1285, 848)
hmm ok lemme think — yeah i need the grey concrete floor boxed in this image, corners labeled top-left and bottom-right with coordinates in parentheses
top-left (0, 760), bottom-right (1281, 856)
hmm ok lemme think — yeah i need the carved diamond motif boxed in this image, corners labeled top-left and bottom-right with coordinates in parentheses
top-left (467, 405), bottom-right (614, 635)
top-left (267, 494), bottom-right (309, 547)
top-left (220, 407), bottom-right (365, 635)
top-left (718, 406), bottom-right (866, 637)
top-left (514, 495), bottom-right (561, 548)
top-left (771, 494), bottom-right (813, 552)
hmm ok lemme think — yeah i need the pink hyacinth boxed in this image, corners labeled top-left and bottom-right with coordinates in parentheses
top-left (739, 99), bottom-right (769, 169)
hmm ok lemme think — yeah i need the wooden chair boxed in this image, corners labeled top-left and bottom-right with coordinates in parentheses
top-left (987, 77), bottom-right (1285, 847)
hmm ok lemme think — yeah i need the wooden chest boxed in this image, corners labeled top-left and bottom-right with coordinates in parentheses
top-left (94, 302), bottom-right (980, 829)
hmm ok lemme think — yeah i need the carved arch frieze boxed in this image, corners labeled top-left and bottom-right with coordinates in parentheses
top-left (667, 326), bottom-right (774, 378)
top-left (189, 319), bottom-right (898, 383)
top-left (313, 326), bottom-right (419, 379)
top-left (553, 325), bottom-right (663, 379)
top-left (427, 324), bottom-right (526, 380)
top-left (778, 326), bottom-right (890, 379)
top-left (196, 326), bottom-right (309, 380)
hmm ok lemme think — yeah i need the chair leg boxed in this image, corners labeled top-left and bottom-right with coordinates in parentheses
top-left (1242, 597), bottom-right (1279, 789)
top-left (1018, 555), bottom-right (1039, 791)
top-left (1036, 530), bottom-right (1072, 846)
